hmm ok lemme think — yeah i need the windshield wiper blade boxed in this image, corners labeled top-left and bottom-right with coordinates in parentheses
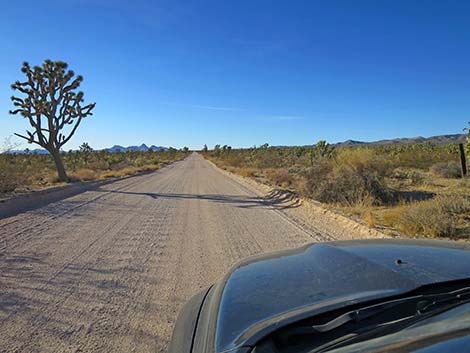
top-left (311, 286), bottom-right (470, 334)
top-left (417, 286), bottom-right (470, 315)
top-left (309, 296), bottom-right (421, 333)
top-left (312, 300), bottom-right (470, 353)
top-left (276, 286), bottom-right (470, 353)
top-left (308, 286), bottom-right (470, 353)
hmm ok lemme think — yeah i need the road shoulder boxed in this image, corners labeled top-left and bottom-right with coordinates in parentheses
top-left (204, 158), bottom-right (389, 241)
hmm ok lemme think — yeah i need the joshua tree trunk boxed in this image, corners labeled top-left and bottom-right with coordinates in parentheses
top-left (50, 149), bottom-right (68, 182)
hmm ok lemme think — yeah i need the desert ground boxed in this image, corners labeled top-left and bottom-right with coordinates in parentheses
top-left (0, 153), bottom-right (335, 353)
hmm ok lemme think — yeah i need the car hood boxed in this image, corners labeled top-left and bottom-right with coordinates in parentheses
top-left (214, 239), bottom-right (470, 352)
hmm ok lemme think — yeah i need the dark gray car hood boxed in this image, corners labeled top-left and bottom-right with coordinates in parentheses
top-left (214, 239), bottom-right (470, 352)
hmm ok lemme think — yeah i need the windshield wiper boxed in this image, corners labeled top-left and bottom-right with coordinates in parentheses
top-left (275, 286), bottom-right (470, 353)
top-left (310, 286), bottom-right (470, 353)
top-left (416, 286), bottom-right (470, 314)
top-left (315, 286), bottom-right (470, 333)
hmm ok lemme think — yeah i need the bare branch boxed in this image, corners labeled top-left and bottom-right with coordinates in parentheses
top-left (13, 132), bottom-right (43, 148)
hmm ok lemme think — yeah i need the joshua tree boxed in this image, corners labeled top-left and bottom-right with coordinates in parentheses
top-left (310, 140), bottom-right (335, 166)
top-left (202, 144), bottom-right (208, 152)
top-left (79, 142), bottom-right (93, 163)
top-left (214, 144), bottom-right (221, 157)
top-left (10, 60), bottom-right (95, 181)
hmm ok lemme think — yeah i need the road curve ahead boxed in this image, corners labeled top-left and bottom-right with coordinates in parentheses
top-left (0, 153), bottom-right (320, 353)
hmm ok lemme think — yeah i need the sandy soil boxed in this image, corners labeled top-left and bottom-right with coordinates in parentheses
top-left (0, 153), bottom-right (367, 353)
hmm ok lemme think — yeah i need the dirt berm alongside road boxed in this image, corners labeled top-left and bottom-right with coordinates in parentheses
top-left (0, 153), bottom-right (378, 352)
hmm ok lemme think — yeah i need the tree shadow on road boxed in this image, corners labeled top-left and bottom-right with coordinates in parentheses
top-left (95, 187), bottom-right (301, 210)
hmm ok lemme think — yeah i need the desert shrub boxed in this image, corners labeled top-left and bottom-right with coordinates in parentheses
top-left (334, 148), bottom-right (392, 178)
top-left (304, 158), bottom-right (332, 178)
top-left (390, 168), bottom-right (408, 180)
top-left (223, 155), bottom-right (244, 168)
top-left (377, 143), bottom-right (458, 170)
top-left (396, 195), bottom-right (469, 238)
top-left (398, 202), bottom-right (453, 237)
top-left (438, 194), bottom-right (470, 214)
top-left (389, 168), bottom-right (425, 187)
top-left (133, 157), bottom-right (146, 167)
top-left (303, 151), bottom-right (390, 206)
top-left (0, 160), bottom-right (18, 193)
top-left (305, 168), bottom-right (388, 205)
top-left (407, 170), bottom-right (425, 185)
top-left (270, 170), bottom-right (295, 187)
top-left (110, 161), bottom-right (132, 170)
top-left (430, 161), bottom-right (462, 178)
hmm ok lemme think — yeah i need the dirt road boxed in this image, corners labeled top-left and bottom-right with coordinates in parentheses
top-left (0, 154), bottom-right (328, 353)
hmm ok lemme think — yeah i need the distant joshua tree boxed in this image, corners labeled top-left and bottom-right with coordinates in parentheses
top-left (79, 142), bottom-right (93, 153)
top-left (182, 146), bottom-right (189, 153)
top-left (79, 142), bottom-right (93, 163)
top-left (310, 140), bottom-right (335, 166)
top-left (214, 144), bottom-right (221, 157)
top-left (202, 144), bottom-right (208, 152)
top-left (10, 60), bottom-right (95, 181)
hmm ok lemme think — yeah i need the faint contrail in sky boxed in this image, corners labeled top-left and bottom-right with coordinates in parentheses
top-left (161, 102), bottom-right (244, 111)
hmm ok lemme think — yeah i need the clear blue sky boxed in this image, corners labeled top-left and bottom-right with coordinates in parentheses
top-left (1, 0), bottom-right (469, 150)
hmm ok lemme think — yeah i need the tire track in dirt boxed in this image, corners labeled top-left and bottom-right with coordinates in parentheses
top-left (2, 167), bottom-right (184, 352)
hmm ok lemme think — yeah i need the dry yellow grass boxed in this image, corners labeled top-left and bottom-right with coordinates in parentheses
top-left (372, 194), bottom-right (470, 238)
top-left (99, 164), bottom-right (160, 179)
top-left (363, 211), bottom-right (376, 228)
top-left (234, 168), bottom-right (257, 178)
top-left (70, 168), bottom-right (98, 181)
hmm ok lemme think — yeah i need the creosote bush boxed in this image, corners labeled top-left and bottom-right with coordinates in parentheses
top-left (303, 150), bottom-right (391, 205)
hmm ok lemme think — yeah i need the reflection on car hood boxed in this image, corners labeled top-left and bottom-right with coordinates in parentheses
top-left (215, 239), bottom-right (470, 352)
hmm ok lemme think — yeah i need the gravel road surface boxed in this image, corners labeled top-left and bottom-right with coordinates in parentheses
top-left (0, 153), bottom-right (328, 352)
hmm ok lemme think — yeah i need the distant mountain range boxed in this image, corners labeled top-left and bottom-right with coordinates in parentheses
top-left (104, 144), bottom-right (168, 153)
top-left (5, 134), bottom-right (468, 154)
top-left (334, 134), bottom-right (467, 147)
top-left (7, 143), bottom-right (169, 154)
top-left (7, 148), bottom-right (49, 155)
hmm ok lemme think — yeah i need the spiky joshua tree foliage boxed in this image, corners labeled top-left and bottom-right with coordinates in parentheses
top-left (10, 60), bottom-right (95, 182)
